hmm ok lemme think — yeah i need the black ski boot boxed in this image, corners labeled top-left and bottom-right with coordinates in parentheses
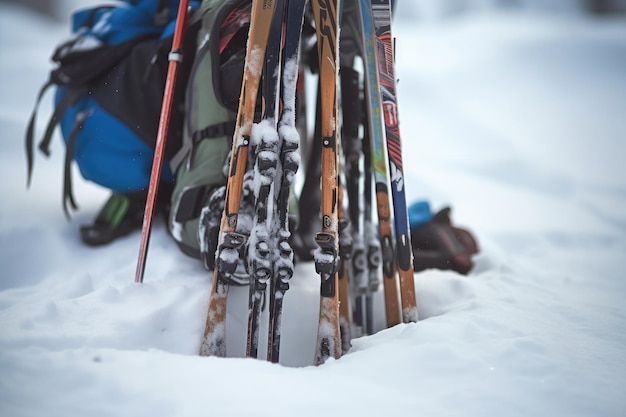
top-left (80, 182), bottom-right (174, 246)
top-left (80, 190), bottom-right (147, 246)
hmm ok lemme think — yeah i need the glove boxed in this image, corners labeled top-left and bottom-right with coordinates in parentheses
top-left (410, 205), bottom-right (479, 275)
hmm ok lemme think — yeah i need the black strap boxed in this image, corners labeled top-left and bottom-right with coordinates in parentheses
top-left (25, 82), bottom-right (85, 189)
top-left (169, 121), bottom-right (235, 173)
top-left (191, 121), bottom-right (235, 144)
top-left (38, 87), bottom-right (86, 157)
top-left (25, 79), bottom-right (54, 187)
top-left (62, 109), bottom-right (93, 219)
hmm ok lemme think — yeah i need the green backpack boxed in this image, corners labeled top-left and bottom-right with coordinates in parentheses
top-left (168, 0), bottom-right (252, 257)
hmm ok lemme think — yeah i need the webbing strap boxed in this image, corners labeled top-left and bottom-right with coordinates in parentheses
top-left (169, 121), bottom-right (235, 173)
top-left (25, 82), bottom-right (85, 189)
top-left (38, 87), bottom-right (86, 157)
top-left (191, 121), bottom-right (235, 144)
top-left (25, 79), bottom-right (54, 187)
top-left (62, 109), bottom-right (93, 219)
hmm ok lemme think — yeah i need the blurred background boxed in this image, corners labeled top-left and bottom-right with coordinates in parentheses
top-left (2, 0), bottom-right (626, 22)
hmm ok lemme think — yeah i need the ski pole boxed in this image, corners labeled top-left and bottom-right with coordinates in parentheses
top-left (135, 0), bottom-right (190, 283)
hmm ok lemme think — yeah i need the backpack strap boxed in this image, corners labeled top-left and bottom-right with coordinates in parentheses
top-left (38, 87), bottom-right (86, 157)
top-left (25, 79), bottom-right (55, 187)
top-left (24, 79), bottom-right (87, 217)
top-left (191, 121), bottom-right (236, 144)
top-left (25, 81), bottom-right (85, 188)
top-left (169, 121), bottom-right (235, 173)
top-left (62, 109), bottom-right (94, 219)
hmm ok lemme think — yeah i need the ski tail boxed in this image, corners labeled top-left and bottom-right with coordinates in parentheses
top-left (311, 0), bottom-right (343, 365)
top-left (267, 0), bottom-right (308, 364)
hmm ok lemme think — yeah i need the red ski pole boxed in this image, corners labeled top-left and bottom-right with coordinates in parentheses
top-left (135, 0), bottom-right (190, 283)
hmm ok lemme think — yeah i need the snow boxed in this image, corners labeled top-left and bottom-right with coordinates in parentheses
top-left (2, 1), bottom-right (626, 416)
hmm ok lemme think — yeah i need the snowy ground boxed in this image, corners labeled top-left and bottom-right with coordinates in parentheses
top-left (1, 2), bottom-right (626, 417)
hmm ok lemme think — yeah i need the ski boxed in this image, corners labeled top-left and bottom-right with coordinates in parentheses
top-left (339, 0), bottom-right (382, 338)
top-left (357, 0), bottom-right (401, 327)
top-left (362, 120), bottom-right (382, 335)
top-left (246, 0), bottom-right (285, 359)
top-left (200, 0), bottom-right (278, 357)
top-left (370, 0), bottom-right (417, 323)
top-left (337, 183), bottom-right (353, 353)
top-left (311, 0), bottom-right (343, 365)
top-left (338, 0), bottom-right (363, 345)
top-left (267, 0), bottom-right (307, 364)
top-left (293, 81), bottom-right (323, 263)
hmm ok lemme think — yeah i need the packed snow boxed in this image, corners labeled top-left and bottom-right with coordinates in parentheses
top-left (1, 1), bottom-right (625, 416)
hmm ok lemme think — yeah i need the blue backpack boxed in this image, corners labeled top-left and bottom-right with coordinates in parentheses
top-left (26, 0), bottom-right (201, 217)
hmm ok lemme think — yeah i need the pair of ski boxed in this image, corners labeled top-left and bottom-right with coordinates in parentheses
top-left (198, 0), bottom-right (417, 365)
top-left (198, 0), bottom-right (341, 364)
top-left (356, 0), bottom-right (418, 331)
top-left (329, 0), bottom-right (419, 350)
